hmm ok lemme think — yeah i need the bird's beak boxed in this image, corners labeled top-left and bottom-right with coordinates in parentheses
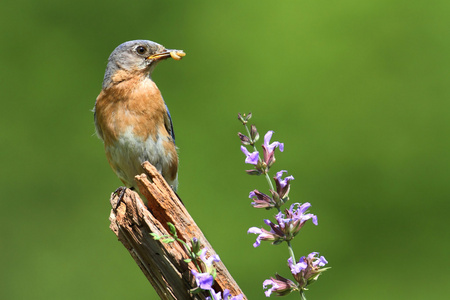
top-left (147, 49), bottom-right (186, 61)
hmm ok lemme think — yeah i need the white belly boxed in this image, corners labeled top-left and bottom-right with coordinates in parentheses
top-left (106, 126), bottom-right (178, 190)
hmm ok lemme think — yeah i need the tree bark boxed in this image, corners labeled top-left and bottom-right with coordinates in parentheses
top-left (109, 161), bottom-right (246, 300)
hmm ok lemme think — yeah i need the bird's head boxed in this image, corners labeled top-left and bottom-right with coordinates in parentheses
top-left (102, 40), bottom-right (185, 88)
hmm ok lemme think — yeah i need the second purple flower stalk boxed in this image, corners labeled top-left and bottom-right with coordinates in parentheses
top-left (238, 113), bottom-right (329, 299)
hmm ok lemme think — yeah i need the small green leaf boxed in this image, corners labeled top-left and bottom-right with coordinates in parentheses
top-left (161, 237), bottom-right (175, 244)
top-left (211, 268), bottom-right (217, 279)
top-left (184, 258), bottom-right (192, 263)
top-left (167, 222), bottom-right (177, 236)
top-left (189, 287), bottom-right (203, 294)
top-left (150, 233), bottom-right (162, 240)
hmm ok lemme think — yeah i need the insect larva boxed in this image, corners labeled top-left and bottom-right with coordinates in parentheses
top-left (170, 51), bottom-right (186, 60)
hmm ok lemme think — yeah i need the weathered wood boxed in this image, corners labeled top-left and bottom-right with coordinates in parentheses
top-left (109, 161), bottom-right (246, 300)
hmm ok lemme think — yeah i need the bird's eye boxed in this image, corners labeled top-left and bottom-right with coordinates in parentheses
top-left (136, 46), bottom-right (147, 54)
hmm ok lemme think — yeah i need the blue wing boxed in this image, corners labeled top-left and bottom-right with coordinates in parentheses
top-left (164, 103), bottom-right (176, 144)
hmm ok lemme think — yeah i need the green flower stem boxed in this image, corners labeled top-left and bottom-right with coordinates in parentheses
top-left (176, 238), bottom-right (202, 273)
top-left (264, 172), bottom-right (281, 213)
top-left (287, 240), bottom-right (296, 264)
top-left (288, 242), bottom-right (307, 300)
top-left (263, 172), bottom-right (275, 194)
top-left (243, 122), bottom-right (252, 141)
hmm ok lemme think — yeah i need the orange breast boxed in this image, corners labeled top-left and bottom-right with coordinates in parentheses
top-left (95, 76), bottom-right (167, 146)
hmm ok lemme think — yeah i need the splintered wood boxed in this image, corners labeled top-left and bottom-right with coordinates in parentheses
top-left (109, 162), bottom-right (246, 300)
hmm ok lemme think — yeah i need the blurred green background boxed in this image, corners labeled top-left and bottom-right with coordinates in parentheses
top-left (1, 0), bottom-right (449, 299)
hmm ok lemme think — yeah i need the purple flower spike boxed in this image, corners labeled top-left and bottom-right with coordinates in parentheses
top-left (241, 146), bottom-right (260, 165)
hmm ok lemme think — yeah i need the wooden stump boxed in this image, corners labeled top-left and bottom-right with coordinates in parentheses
top-left (109, 162), bottom-right (246, 300)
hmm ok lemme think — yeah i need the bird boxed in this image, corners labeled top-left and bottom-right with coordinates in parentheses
top-left (94, 40), bottom-right (185, 194)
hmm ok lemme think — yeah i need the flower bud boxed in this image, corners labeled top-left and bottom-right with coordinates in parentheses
top-left (191, 237), bottom-right (201, 255)
top-left (238, 132), bottom-right (251, 145)
top-left (250, 124), bottom-right (259, 142)
top-left (249, 189), bottom-right (276, 209)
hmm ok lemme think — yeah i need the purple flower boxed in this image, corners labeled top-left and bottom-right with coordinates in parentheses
top-left (275, 170), bottom-right (294, 189)
top-left (273, 170), bottom-right (295, 201)
top-left (247, 227), bottom-right (263, 247)
top-left (278, 202), bottom-right (318, 238)
top-left (263, 274), bottom-right (298, 297)
top-left (240, 146), bottom-right (260, 165)
top-left (288, 257), bottom-right (307, 275)
top-left (308, 252), bottom-right (328, 267)
top-left (200, 248), bottom-right (221, 267)
top-left (264, 131), bottom-right (284, 153)
top-left (248, 203), bottom-right (318, 247)
top-left (261, 131), bottom-right (284, 168)
top-left (263, 279), bottom-right (279, 297)
top-left (191, 270), bottom-right (214, 290)
top-left (288, 252), bottom-right (329, 289)
top-left (247, 225), bottom-right (279, 247)
top-left (288, 202), bottom-right (318, 226)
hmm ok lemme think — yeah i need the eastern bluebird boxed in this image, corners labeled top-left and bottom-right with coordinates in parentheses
top-left (94, 40), bottom-right (185, 193)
